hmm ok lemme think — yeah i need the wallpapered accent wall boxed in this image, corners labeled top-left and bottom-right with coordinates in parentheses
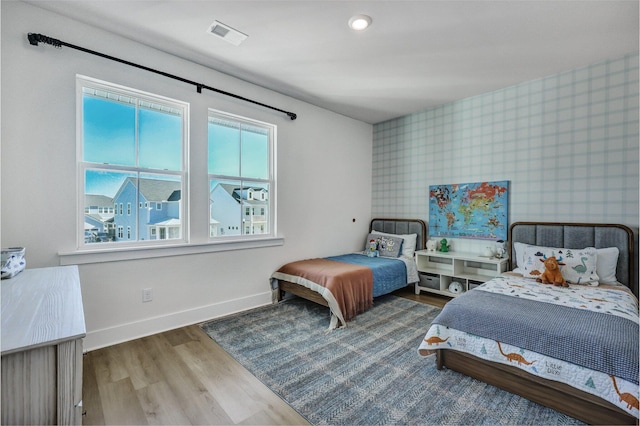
top-left (372, 53), bottom-right (639, 229)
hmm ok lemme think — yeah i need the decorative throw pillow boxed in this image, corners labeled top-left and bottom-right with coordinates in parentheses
top-left (371, 230), bottom-right (417, 258)
top-left (515, 243), bottom-right (599, 285)
top-left (596, 247), bottom-right (620, 285)
top-left (364, 233), bottom-right (403, 258)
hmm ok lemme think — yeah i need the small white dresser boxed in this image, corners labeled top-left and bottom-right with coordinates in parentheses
top-left (1, 265), bottom-right (86, 425)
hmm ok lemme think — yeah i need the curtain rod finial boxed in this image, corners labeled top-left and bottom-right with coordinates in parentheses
top-left (27, 33), bottom-right (40, 46)
top-left (27, 33), bottom-right (62, 48)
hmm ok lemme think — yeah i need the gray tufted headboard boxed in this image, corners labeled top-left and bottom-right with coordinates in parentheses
top-left (509, 222), bottom-right (635, 294)
top-left (370, 218), bottom-right (427, 251)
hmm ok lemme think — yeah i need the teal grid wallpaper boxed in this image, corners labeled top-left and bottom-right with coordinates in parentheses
top-left (372, 53), bottom-right (639, 229)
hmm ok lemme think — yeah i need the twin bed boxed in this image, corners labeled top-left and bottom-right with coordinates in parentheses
top-left (271, 219), bottom-right (638, 424)
top-left (272, 218), bottom-right (426, 329)
top-left (420, 222), bottom-right (638, 424)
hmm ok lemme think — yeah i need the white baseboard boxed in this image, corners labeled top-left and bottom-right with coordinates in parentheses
top-left (83, 291), bottom-right (273, 352)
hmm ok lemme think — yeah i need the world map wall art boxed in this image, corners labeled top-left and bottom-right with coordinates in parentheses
top-left (429, 180), bottom-right (509, 241)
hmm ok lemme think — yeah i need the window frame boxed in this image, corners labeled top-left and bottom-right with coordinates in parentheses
top-left (207, 108), bottom-right (277, 241)
top-left (60, 76), bottom-right (283, 265)
top-left (76, 75), bottom-right (189, 250)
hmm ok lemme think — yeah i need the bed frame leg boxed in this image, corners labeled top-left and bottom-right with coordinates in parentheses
top-left (436, 350), bottom-right (444, 370)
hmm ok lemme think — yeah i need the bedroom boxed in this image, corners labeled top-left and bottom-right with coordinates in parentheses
top-left (1, 0), bottom-right (638, 424)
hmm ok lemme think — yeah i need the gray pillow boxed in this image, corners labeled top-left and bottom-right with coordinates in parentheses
top-left (365, 233), bottom-right (403, 258)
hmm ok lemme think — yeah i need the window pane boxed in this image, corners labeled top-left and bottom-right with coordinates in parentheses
top-left (83, 95), bottom-right (136, 166)
top-left (139, 174), bottom-right (182, 241)
top-left (208, 111), bottom-right (274, 240)
top-left (139, 106), bottom-right (183, 171)
top-left (209, 179), bottom-right (243, 237)
top-left (84, 169), bottom-right (135, 244)
top-left (241, 126), bottom-right (268, 179)
top-left (241, 182), bottom-right (269, 235)
top-left (208, 120), bottom-right (240, 176)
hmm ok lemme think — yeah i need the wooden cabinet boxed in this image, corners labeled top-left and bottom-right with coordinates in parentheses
top-left (415, 250), bottom-right (508, 297)
top-left (1, 266), bottom-right (86, 425)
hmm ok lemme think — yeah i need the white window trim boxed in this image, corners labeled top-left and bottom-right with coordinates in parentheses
top-left (76, 75), bottom-right (189, 250)
top-left (59, 237), bottom-right (284, 265)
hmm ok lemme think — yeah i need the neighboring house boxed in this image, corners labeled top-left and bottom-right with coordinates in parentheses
top-left (84, 194), bottom-right (115, 242)
top-left (113, 177), bottom-right (182, 241)
top-left (210, 183), bottom-right (268, 237)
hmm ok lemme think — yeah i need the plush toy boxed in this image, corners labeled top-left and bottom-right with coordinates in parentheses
top-left (439, 238), bottom-right (450, 253)
top-left (426, 239), bottom-right (437, 252)
top-left (367, 239), bottom-right (379, 258)
top-left (537, 256), bottom-right (568, 287)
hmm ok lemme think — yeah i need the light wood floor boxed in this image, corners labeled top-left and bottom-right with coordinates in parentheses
top-left (82, 288), bottom-right (449, 425)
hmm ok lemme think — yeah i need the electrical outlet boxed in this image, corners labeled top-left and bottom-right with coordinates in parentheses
top-left (142, 288), bottom-right (153, 303)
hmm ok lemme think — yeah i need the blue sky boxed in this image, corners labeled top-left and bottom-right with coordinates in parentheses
top-left (208, 122), bottom-right (268, 180)
top-left (83, 93), bottom-right (269, 199)
top-left (83, 95), bottom-right (182, 196)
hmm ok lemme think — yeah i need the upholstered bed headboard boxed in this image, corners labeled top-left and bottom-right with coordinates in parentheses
top-left (370, 218), bottom-right (427, 251)
top-left (509, 222), bottom-right (635, 293)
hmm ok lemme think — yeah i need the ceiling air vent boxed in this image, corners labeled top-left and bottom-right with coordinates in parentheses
top-left (207, 21), bottom-right (248, 46)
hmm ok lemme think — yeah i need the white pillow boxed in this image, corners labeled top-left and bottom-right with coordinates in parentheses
top-left (596, 247), bottom-right (620, 284)
top-left (371, 230), bottom-right (417, 258)
top-left (515, 243), bottom-right (599, 285)
top-left (512, 242), bottom-right (526, 274)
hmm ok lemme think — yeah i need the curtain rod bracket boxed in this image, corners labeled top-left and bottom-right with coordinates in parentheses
top-left (27, 32), bottom-right (298, 120)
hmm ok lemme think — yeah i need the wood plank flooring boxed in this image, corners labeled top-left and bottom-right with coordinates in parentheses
top-left (82, 287), bottom-right (449, 425)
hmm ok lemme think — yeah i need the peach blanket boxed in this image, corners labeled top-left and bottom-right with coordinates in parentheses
top-left (275, 258), bottom-right (374, 323)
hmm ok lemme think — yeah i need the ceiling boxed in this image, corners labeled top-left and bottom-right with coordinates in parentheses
top-left (24, 1), bottom-right (639, 124)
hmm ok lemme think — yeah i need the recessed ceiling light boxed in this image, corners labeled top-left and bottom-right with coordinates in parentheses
top-left (348, 14), bottom-right (372, 31)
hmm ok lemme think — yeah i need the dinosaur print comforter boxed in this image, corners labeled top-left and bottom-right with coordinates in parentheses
top-left (418, 275), bottom-right (639, 419)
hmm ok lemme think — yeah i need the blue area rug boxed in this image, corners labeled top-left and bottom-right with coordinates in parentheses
top-left (200, 295), bottom-right (583, 425)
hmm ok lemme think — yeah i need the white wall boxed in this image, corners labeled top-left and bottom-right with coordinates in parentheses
top-left (1, 1), bottom-right (373, 350)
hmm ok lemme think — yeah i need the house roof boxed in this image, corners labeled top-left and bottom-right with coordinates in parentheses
top-left (152, 218), bottom-right (181, 226)
top-left (215, 183), bottom-right (268, 205)
top-left (120, 177), bottom-right (182, 202)
top-left (85, 194), bottom-right (113, 207)
top-left (85, 213), bottom-right (108, 222)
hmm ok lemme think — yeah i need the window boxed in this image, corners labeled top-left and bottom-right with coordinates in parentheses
top-left (208, 110), bottom-right (275, 239)
top-left (78, 76), bottom-right (188, 247)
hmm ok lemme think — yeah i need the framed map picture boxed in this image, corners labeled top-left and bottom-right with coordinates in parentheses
top-left (429, 180), bottom-right (509, 241)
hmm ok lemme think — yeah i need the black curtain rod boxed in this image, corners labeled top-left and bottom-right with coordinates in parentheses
top-left (27, 33), bottom-right (297, 120)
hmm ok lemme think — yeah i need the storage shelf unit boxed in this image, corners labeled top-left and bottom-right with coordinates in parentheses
top-left (415, 250), bottom-right (508, 297)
